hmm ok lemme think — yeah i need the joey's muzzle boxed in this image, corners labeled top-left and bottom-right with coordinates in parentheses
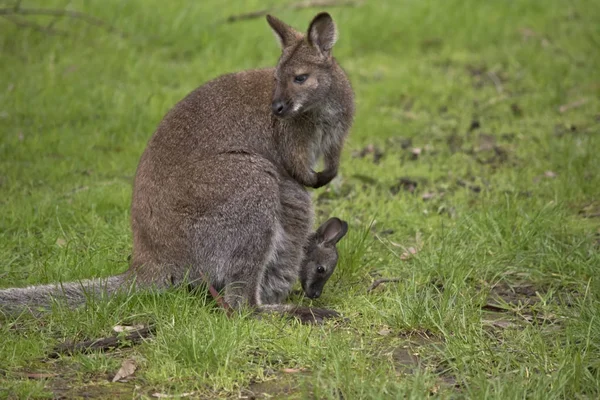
top-left (305, 287), bottom-right (322, 299)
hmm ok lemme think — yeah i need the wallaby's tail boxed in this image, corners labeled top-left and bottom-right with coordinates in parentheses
top-left (257, 304), bottom-right (340, 324)
top-left (0, 274), bottom-right (129, 315)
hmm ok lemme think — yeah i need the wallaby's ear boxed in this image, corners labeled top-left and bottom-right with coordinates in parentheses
top-left (267, 14), bottom-right (300, 49)
top-left (317, 218), bottom-right (348, 246)
top-left (307, 12), bottom-right (338, 57)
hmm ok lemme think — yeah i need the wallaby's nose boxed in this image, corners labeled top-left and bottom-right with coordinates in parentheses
top-left (271, 100), bottom-right (287, 116)
top-left (309, 290), bottom-right (321, 299)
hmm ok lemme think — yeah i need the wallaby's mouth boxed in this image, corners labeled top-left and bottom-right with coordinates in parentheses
top-left (271, 99), bottom-right (299, 119)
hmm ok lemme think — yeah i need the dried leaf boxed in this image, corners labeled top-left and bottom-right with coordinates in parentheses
top-left (476, 134), bottom-right (496, 152)
top-left (24, 372), bottom-right (57, 379)
top-left (63, 65), bottom-right (78, 75)
top-left (152, 392), bottom-right (196, 399)
top-left (559, 98), bottom-right (588, 113)
top-left (482, 319), bottom-right (517, 329)
top-left (282, 368), bottom-right (306, 374)
top-left (390, 177), bottom-right (418, 194)
top-left (113, 324), bottom-right (146, 333)
top-left (378, 327), bottom-right (393, 336)
top-left (400, 247), bottom-right (418, 261)
top-left (534, 170), bottom-right (558, 183)
top-left (55, 238), bottom-right (66, 247)
top-left (421, 192), bottom-right (435, 201)
top-left (352, 144), bottom-right (384, 164)
top-left (410, 147), bottom-right (422, 160)
top-left (112, 358), bottom-right (137, 382)
top-left (518, 27), bottom-right (537, 39)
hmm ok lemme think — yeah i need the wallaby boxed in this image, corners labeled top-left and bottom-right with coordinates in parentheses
top-left (1, 12), bottom-right (354, 323)
top-left (127, 12), bottom-right (354, 323)
top-left (0, 218), bottom-right (348, 315)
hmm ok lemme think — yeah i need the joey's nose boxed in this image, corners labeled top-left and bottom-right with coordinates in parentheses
top-left (309, 290), bottom-right (321, 299)
top-left (271, 100), bottom-right (286, 116)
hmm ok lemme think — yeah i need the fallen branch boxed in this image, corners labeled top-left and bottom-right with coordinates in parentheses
top-left (225, 0), bottom-right (364, 23)
top-left (0, 7), bottom-right (126, 36)
top-left (49, 325), bottom-right (155, 358)
top-left (367, 277), bottom-right (401, 293)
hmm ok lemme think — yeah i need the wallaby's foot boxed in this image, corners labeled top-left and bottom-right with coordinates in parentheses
top-left (287, 306), bottom-right (340, 324)
top-left (258, 304), bottom-right (341, 324)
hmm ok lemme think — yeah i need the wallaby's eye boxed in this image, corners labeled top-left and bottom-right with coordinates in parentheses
top-left (294, 74), bottom-right (308, 84)
top-left (316, 265), bottom-right (326, 274)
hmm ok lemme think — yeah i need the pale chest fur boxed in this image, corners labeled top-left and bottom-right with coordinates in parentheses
top-left (309, 105), bottom-right (346, 166)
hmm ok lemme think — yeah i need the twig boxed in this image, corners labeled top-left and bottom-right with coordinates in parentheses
top-left (367, 277), bottom-right (402, 293)
top-left (1, 14), bottom-right (66, 35)
top-left (199, 271), bottom-right (233, 317)
top-left (558, 98), bottom-right (588, 113)
top-left (0, 7), bottom-right (126, 37)
top-left (481, 94), bottom-right (509, 110)
top-left (225, 0), bottom-right (364, 23)
top-left (486, 71), bottom-right (503, 95)
top-left (581, 212), bottom-right (600, 219)
top-left (481, 302), bottom-right (509, 312)
top-left (49, 325), bottom-right (155, 358)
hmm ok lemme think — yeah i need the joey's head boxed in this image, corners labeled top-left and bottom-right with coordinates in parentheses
top-left (300, 218), bottom-right (348, 299)
top-left (266, 12), bottom-right (339, 119)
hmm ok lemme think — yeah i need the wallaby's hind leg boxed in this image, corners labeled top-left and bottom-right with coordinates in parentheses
top-left (174, 155), bottom-right (284, 310)
top-left (220, 228), bottom-right (276, 309)
top-left (260, 177), bottom-right (313, 304)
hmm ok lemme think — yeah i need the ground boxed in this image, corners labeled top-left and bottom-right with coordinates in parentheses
top-left (1, 0), bottom-right (599, 398)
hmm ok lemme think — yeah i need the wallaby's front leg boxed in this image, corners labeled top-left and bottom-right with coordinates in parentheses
top-left (285, 147), bottom-right (321, 188)
top-left (312, 138), bottom-right (343, 189)
top-left (286, 141), bottom-right (341, 189)
top-left (313, 169), bottom-right (337, 189)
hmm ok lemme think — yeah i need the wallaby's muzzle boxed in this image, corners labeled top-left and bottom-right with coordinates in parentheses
top-left (271, 99), bottom-right (290, 117)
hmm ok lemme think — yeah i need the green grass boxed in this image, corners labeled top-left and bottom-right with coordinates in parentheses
top-left (1, 0), bottom-right (599, 398)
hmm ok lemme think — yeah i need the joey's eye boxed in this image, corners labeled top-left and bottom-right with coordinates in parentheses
top-left (316, 265), bottom-right (326, 274)
top-left (294, 74), bottom-right (308, 84)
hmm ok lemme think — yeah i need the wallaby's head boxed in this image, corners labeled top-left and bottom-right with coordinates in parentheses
top-left (300, 217), bottom-right (348, 299)
top-left (266, 12), bottom-right (339, 119)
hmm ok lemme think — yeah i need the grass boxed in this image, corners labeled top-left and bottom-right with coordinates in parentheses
top-left (1, 0), bottom-right (599, 398)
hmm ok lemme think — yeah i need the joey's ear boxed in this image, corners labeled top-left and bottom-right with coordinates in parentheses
top-left (307, 12), bottom-right (338, 57)
top-left (266, 14), bottom-right (300, 49)
top-left (317, 218), bottom-right (348, 246)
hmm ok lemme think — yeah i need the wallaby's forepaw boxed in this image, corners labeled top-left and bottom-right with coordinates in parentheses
top-left (290, 306), bottom-right (340, 324)
top-left (312, 170), bottom-right (337, 189)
